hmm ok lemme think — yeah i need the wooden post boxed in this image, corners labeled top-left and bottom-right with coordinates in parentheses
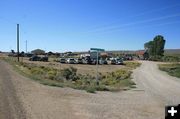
top-left (17, 24), bottom-right (20, 62)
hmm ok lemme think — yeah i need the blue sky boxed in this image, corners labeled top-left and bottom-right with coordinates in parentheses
top-left (0, 0), bottom-right (180, 52)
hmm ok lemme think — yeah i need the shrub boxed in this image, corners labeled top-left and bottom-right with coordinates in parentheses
top-left (30, 67), bottom-right (44, 75)
top-left (101, 69), bottom-right (132, 87)
top-left (106, 69), bottom-right (131, 80)
top-left (149, 55), bottom-right (162, 61)
top-left (102, 78), bottom-right (119, 85)
top-left (162, 56), bottom-right (180, 62)
top-left (47, 70), bottom-right (57, 80)
top-left (124, 62), bottom-right (141, 69)
top-left (61, 67), bottom-right (78, 80)
top-left (114, 70), bottom-right (131, 80)
top-left (54, 72), bottom-right (64, 81)
top-left (94, 85), bottom-right (109, 91)
top-left (86, 87), bottom-right (96, 93)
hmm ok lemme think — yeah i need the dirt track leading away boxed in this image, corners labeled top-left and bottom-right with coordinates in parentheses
top-left (0, 61), bottom-right (26, 119)
top-left (0, 60), bottom-right (180, 119)
top-left (133, 61), bottom-right (180, 106)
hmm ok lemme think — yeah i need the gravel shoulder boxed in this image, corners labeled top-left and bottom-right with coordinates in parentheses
top-left (0, 60), bottom-right (180, 119)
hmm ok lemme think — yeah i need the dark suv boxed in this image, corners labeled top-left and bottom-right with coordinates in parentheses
top-left (29, 55), bottom-right (41, 61)
top-left (40, 56), bottom-right (48, 62)
top-left (82, 56), bottom-right (92, 64)
top-left (29, 55), bottom-right (48, 62)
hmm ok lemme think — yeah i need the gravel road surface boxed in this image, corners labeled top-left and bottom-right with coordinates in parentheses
top-left (0, 60), bottom-right (179, 119)
top-left (0, 61), bottom-right (26, 119)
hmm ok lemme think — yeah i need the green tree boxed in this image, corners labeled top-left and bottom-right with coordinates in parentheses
top-left (11, 50), bottom-right (15, 54)
top-left (144, 41), bottom-right (154, 56)
top-left (153, 35), bottom-right (166, 56)
top-left (144, 35), bottom-right (166, 60)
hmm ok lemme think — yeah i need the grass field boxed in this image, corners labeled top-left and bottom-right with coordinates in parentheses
top-left (2, 56), bottom-right (141, 93)
top-left (159, 63), bottom-right (180, 78)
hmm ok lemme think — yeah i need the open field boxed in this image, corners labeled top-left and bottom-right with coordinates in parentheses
top-left (159, 63), bottom-right (180, 78)
top-left (9, 57), bottom-right (138, 75)
top-left (164, 49), bottom-right (180, 55)
top-left (2, 56), bottom-right (140, 93)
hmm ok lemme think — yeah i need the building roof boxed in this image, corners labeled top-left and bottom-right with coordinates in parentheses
top-left (136, 50), bottom-right (145, 55)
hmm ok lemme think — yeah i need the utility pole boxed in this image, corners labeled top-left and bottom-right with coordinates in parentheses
top-left (17, 24), bottom-right (20, 62)
top-left (26, 40), bottom-right (27, 53)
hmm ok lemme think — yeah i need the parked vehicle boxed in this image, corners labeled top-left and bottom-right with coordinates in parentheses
top-left (99, 59), bottom-right (108, 64)
top-left (29, 55), bottom-right (41, 61)
top-left (91, 59), bottom-right (100, 65)
top-left (40, 56), bottom-right (48, 62)
top-left (60, 58), bottom-right (66, 63)
top-left (67, 58), bottom-right (75, 64)
top-left (75, 58), bottom-right (83, 64)
top-left (107, 59), bottom-right (116, 64)
top-left (115, 58), bottom-right (123, 65)
top-left (29, 55), bottom-right (48, 62)
top-left (123, 55), bottom-right (133, 60)
top-left (82, 56), bottom-right (92, 64)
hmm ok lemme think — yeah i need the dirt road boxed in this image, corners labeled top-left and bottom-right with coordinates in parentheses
top-left (0, 60), bottom-right (180, 119)
top-left (133, 61), bottom-right (180, 105)
top-left (0, 61), bottom-right (26, 119)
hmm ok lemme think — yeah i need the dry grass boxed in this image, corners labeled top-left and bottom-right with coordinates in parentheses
top-left (2, 57), bottom-right (141, 93)
top-left (22, 57), bottom-right (127, 76)
top-left (159, 63), bottom-right (180, 78)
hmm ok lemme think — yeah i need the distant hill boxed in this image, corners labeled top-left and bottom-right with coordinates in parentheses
top-left (164, 49), bottom-right (180, 55)
top-left (74, 49), bottom-right (180, 55)
top-left (106, 49), bottom-right (180, 55)
top-left (106, 50), bottom-right (135, 54)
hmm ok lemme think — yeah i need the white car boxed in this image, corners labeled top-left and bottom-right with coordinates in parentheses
top-left (66, 58), bottom-right (75, 64)
top-left (60, 58), bottom-right (66, 63)
top-left (75, 58), bottom-right (83, 64)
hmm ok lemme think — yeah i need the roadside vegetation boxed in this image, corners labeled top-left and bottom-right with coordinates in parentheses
top-left (161, 55), bottom-right (180, 62)
top-left (2, 57), bottom-right (140, 93)
top-left (124, 61), bottom-right (141, 69)
top-left (159, 63), bottom-right (180, 78)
